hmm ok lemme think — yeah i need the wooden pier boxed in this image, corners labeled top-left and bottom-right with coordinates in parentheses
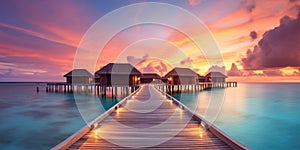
top-left (52, 84), bottom-right (247, 150)
top-left (156, 82), bottom-right (237, 94)
top-left (46, 83), bottom-right (139, 97)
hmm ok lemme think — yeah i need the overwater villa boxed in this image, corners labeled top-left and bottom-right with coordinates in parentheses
top-left (198, 74), bottom-right (206, 82)
top-left (63, 64), bottom-right (228, 85)
top-left (52, 65), bottom-right (241, 150)
top-left (205, 71), bottom-right (227, 82)
top-left (164, 67), bottom-right (198, 85)
top-left (63, 69), bottom-right (93, 84)
top-left (140, 73), bottom-right (161, 83)
top-left (94, 63), bottom-right (141, 86)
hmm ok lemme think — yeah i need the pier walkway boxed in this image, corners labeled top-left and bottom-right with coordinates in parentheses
top-left (53, 84), bottom-right (247, 150)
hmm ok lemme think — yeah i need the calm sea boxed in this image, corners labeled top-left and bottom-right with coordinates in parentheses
top-left (0, 83), bottom-right (300, 149)
top-left (172, 82), bottom-right (300, 150)
top-left (0, 82), bottom-right (120, 150)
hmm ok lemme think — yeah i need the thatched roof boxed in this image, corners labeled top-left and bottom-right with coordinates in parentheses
top-left (164, 68), bottom-right (198, 77)
top-left (64, 69), bottom-right (93, 77)
top-left (141, 73), bottom-right (161, 79)
top-left (205, 72), bottom-right (227, 78)
top-left (95, 63), bottom-right (141, 75)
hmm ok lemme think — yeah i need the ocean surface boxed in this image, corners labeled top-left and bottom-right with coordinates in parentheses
top-left (0, 83), bottom-right (121, 150)
top-left (0, 82), bottom-right (300, 149)
top-left (172, 82), bottom-right (300, 150)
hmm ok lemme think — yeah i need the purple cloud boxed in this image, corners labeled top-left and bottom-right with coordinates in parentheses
top-left (138, 61), bottom-right (168, 76)
top-left (240, 0), bottom-right (256, 13)
top-left (180, 57), bottom-right (193, 65)
top-left (242, 13), bottom-right (300, 70)
top-left (227, 63), bottom-right (243, 76)
top-left (126, 54), bottom-right (149, 66)
top-left (249, 31), bottom-right (257, 40)
top-left (262, 70), bottom-right (282, 76)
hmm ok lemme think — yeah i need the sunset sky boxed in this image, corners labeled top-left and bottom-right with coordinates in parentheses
top-left (1, 0), bottom-right (300, 82)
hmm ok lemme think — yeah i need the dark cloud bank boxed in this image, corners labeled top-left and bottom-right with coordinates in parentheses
top-left (242, 12), bottom-right (300, 70)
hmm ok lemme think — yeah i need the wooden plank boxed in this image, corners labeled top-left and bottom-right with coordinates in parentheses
top-left (61, 85), bottom-right (247, 149)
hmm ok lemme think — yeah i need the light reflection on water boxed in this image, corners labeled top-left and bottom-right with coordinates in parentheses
top-left (172, 83), bottom-right (300, 150)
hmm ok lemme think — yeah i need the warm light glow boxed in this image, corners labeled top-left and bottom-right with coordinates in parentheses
top-left (199, 130), bottom-right (204, 139)
top-left (90, 128), bottom-right (101, 139)
top-left (253, 70), bottom-right (263, 74)
top-left (199, 124), bottom-right (205, 139)
top-left (116, 107), bottom-right (122, 118)
top-left (134, 76), bottom-right (138, 81)
top-left (165, 99), bottom-right (173, 106)
top-left (176, 107), bottom-right (183, 119)
top-left (281, 67), bottom-right (299, 75)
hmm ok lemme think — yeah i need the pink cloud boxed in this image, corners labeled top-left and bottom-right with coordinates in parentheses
top-left (139, 61), bottom-right (169, 76)
top-left (127, 54), bottom-right (149, 66)
top-left (135, 59), bottom-right (172, 76)
top-left (0, 22), bottom-right (77, 47)
top-left (180, 57), bottom-right (193, 65)
top-left (188, 0), bottom-right (204, 6)
top-left (208, 65), bottom-right (226, 75)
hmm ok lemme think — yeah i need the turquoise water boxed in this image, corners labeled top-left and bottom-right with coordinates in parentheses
top-left (172, 83), bottom-right (300, 150)
top-left (1, 83), bottom-right (300, 149)
top-left (0, 83), bottom-right (120, 150)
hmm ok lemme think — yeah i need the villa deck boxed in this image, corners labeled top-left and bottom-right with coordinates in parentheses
top-left (53, 84), bottom-right (247, 150)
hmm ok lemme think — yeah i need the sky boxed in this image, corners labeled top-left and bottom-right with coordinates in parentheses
top-left (0, 0), bottom-right (300, 82)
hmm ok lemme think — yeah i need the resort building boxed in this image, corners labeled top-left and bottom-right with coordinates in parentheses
top-left (95, 63), bottom-right (141, 86)
top-left (164, 68), bottom-right (198, 85)
top-left (63, 69), bottom-right (93, 84)
top-left (140, 73), bottom-right (161, 84)
top-left (161, 76), bottom-right (168, 84)
top-left (198, 75), bottom-right (206, 82)
top-left (205, 72), bottom-right (227, 82)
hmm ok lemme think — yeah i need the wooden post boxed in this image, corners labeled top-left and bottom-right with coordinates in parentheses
top-left (103, 86), bottom-right (106, 97)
